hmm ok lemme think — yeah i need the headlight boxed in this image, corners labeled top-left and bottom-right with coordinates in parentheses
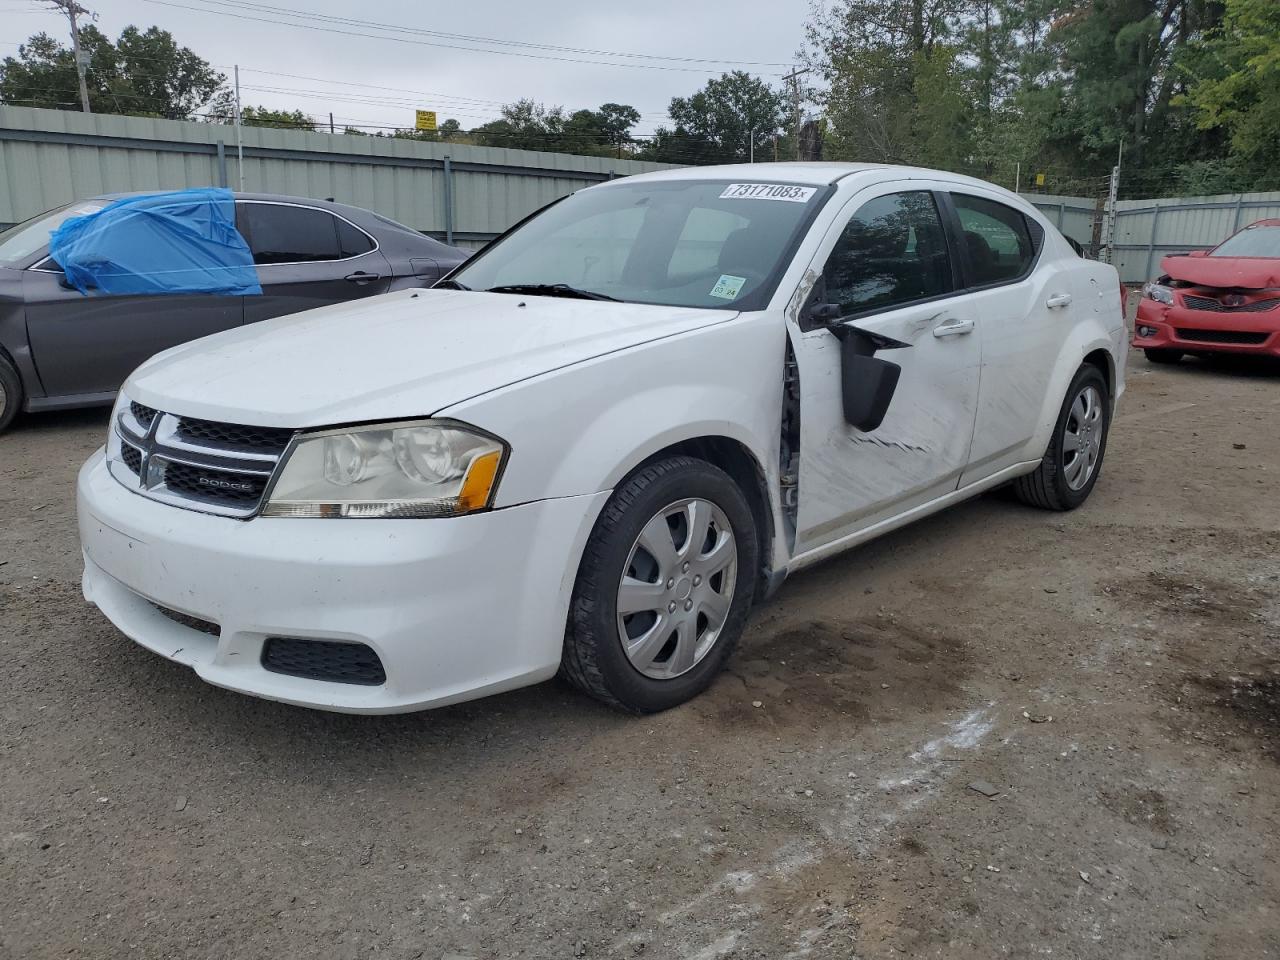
top-left (262, 419), bottom-right (506, 519)
top-left (1142, 282), bottom-right (1175, 305)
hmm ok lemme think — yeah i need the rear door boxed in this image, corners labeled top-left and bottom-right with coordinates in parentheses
top-left (945, 191), bottom-right (1073, 486)
top-left (238, 201), bottom-right (393, 324)
top-left (22, 262), bottom-right (242, 400)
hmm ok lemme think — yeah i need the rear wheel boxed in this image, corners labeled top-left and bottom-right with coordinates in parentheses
top-left (0, 355), bottom-right (21, 434)
top-left (1144, 348), bottom-right (1183, 365)
top-left (1013, 365), bottom-right (1111, 511)
top-left (561, 456), bottom-right (758, 713)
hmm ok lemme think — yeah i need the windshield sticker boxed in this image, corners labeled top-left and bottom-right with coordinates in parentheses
top-left (719, 183), bottom-right (816, 203)
top-left (710, 274), bottom-right (747, 300)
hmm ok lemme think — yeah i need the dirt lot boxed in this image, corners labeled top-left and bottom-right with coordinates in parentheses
top-left (2, 348), bottom-right (1278, 960)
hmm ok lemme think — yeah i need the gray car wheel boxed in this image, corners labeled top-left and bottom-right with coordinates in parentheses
top-left (1012, 364), bottom-right (1111, 511)
top-left (0, 355), bottom-right (21, 434)
top-left (561, 456), bottom-right (758, 713)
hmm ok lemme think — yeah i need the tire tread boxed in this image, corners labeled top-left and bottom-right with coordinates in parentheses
top-left (560, 455), bottom-right (751, 712)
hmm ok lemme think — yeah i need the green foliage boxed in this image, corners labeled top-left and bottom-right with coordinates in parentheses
top-left (240, 106), bottom-right (315, 131)
top-left (640, 71), bottom-right (786, 164)
top-left (801, 0), bottom-right (1280, 196)
top-left (471, 98), bottom-right (641, 156)
top-left (1178, 0), bottom-right (1280, 184)
top-left (0, 25), bottom-right (229, 120)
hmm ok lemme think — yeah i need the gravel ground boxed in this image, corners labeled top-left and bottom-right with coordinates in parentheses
top-left (1, 348), bottom-right (1278, 960)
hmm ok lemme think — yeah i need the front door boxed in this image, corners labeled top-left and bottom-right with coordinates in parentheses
top-left (789, 184), bottom-right (982, 555)
top-left (22, 267), bottom-right (242, 400)
top-left (237, 201), bottom-right (393, 324)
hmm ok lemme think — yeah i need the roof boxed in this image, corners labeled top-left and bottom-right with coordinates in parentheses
top-left (616, 161), bottom-right (1020, 193)
top-left (621, 162), bottom-right (887, 187)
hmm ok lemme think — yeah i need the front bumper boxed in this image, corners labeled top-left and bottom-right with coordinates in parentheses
top-left (1132, 300), bottom-right (1280, 356)
top-left (78, 449), bottom-right (608, 713)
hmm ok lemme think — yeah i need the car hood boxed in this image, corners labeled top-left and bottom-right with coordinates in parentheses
top-left (127, 289), bottom-right (734, 427)
top-left (1162, 254), bottom-right (1280, 290)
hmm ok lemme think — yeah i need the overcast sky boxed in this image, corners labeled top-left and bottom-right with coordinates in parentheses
top-left (2, 0), bottom-right (813, 132)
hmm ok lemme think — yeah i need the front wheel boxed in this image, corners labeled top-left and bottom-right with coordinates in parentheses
top-left (1013, 365), bottom-right (1111, 511)
top-left (0, 355), bottom-right (22, 434)
top-left (561, 456), bottom-right (758, 713)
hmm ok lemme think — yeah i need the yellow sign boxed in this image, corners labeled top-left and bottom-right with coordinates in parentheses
top-left (415, 110), bottom-right (437, 132)
top-left (1035, 172), bottom-right (1046, 186)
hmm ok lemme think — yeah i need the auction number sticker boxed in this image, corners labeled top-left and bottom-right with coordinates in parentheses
top-left (719, 183), bottom-right (816, 203)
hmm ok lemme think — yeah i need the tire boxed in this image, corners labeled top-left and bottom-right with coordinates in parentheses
top-left (561, 455), bottom-right (758, 713)
top-left (1013, 365), bottom-right (1111, 512)
top-left (0, 354), bottom-right (21, 434)
top-left (1144, 348), bottom-right (1183, 365)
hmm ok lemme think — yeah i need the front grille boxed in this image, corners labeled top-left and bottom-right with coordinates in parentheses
top-left (130, 401), bottom-right (158, 428)
top-left (120, 443), bottom-right (142, 475)
top-left (1176, 328), bottom-right (1270, 345)
top-left (261, 637), bottom-right (386, 685)
top-left (1182, 295), bottom-right (1280, 313)
top-left (176, 416), bottom-right (294, 454)
top-left (160, 459), bottom-right (269, 506)
top-left (110, 404), bottom-right (294, 518)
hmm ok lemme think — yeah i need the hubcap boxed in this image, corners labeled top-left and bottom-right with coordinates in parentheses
top-left (616, 498), bottom-right (737, 680)
top-left (1062, 384), bottom-right (1104, 491)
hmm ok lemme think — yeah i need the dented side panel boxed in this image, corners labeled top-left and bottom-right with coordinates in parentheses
top-left (789, 313), bottom-right (981, 553)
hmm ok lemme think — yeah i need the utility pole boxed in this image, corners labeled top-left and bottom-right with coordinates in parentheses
top-left (781, 67), bottom-right (809, 162)
top-left (233, 64), bottom-right (245, 191)
top-left (46, 0), bottom-right (94, 113)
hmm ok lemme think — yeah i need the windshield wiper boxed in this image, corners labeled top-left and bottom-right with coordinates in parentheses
top-left (485, 283), bottom-right (619, 302)
top-left (434, 278), bottom-right (471, 290)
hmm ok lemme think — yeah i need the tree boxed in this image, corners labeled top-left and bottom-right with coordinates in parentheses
top-left (0, 25), bottom-right (229, 120)
top-left (240, 106), bottom-right (316, 131)
top-left (1179, 0), bottom-right (1280, 185)
top-left (472, 99), bottom-right (640, 155)
top-left (804, 0), bottom-right (971, 166)
top-left (643, 71), bottom-right (785, 164)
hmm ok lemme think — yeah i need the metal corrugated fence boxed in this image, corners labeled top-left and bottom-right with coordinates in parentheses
top-left (0, 105), bottom-right (673, 250)
top-left (1110, 192), bottom-right (1280, 284)
top-left (3, 106), bottom-right (1277, 278)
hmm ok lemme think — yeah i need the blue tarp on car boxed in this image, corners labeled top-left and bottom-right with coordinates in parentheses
top-left (48, 188), bottom-right (262, 296)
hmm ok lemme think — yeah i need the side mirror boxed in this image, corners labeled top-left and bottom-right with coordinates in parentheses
top-left (808, 301), bottom-right (843, 325)
top-left (838, 343), bottom-right (902, 432)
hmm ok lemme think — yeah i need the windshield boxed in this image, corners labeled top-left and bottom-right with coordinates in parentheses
top-left (1212, 225), bottom-right (1280, 258)
top-left (449, 179), bottom-right (828, 310)
top-left (0, 200), bottom-right (108, 267)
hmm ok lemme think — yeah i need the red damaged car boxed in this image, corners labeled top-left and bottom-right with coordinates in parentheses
top-left (1132, 219), bottom-right (1280, 363)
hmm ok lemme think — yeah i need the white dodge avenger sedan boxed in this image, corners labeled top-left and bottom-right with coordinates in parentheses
top-left (77, 163), bottom-right (1126, 714)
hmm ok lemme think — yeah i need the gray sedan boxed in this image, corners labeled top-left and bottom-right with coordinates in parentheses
top-left (0, 192), bottom-right (468, 432)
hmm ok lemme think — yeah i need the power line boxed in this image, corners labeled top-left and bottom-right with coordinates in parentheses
top-left (179, 0), bottom-right (797, 68)
top-left (141, 0), bottom-right (791, 75)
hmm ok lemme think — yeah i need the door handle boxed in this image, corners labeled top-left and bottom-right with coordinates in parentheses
top-left (344, 271), bottom-right (381, 284)
top-left (932, 317), bottom-right (975, 337)
top-left (1046, 293), bottom-right (1073, 309)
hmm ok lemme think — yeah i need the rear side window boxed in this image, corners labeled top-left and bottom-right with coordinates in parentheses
top-left (951, 194), bottom-right (1035, 285)
top-left (238, 203), bottom-right (372, 264)
top-left (821, 191), bottom-right (952, 315)
top-left (337, 218), bottom-right (375, 257)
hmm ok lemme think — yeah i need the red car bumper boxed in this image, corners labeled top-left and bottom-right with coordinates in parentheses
top-left (1132, 296), bottom-right (1280, 357)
